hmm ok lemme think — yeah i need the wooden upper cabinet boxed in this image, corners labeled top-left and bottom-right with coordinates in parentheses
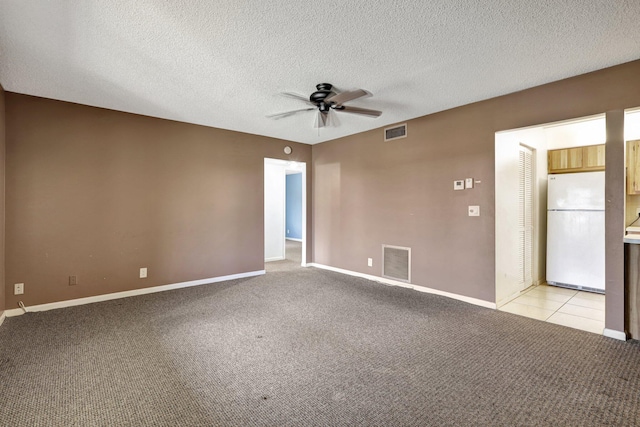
top-left (583, 144), bottom-right (606, 170)
top-left (548, 147), bottom-right (583, 173)
top-left (627, 140), bottom-right (640, 195)
top-left (548, 144), bottom-right (605, 174)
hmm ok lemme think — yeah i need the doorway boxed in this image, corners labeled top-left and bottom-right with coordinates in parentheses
top-left (495, 126), bottom-right (546, 306)
top-left (495, 115), bottom-right (610, 335)
top-left (264, 158), bottom-right (306, 269)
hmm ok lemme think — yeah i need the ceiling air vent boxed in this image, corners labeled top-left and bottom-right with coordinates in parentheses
top-left (382, 244), bottom-right (411, 282)
top-left (384, 123), bottom-right (407, 142)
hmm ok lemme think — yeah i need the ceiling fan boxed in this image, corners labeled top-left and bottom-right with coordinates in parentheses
top-left (267, 83), bottom-right (382, 128)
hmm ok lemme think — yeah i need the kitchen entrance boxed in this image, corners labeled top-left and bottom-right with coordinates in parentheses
top-left (495, 114), bottom-right (608, 334)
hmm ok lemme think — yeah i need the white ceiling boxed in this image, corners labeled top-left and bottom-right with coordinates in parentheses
top-left (1, 1), bottom-right (639, 145)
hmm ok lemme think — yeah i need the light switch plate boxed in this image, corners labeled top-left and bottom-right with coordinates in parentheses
top-left (468, 205), bottom-right (480, 216)
top-left (367, 258), bottom-right (373, 267)
top-left (454, 180), bottom-right (464, 190)
top-left (465, 178), bottom-right (474, 189)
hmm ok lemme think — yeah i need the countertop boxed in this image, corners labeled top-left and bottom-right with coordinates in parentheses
top-left (624, 235), bottom-right (640, 244)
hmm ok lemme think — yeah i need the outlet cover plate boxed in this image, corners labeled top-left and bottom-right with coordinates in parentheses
top-left (140, 268), bottom-right (147, 279)
top-left (14, 283), bottom-right (24, 295)
top-left (468, 205), bottom-right (480, 216)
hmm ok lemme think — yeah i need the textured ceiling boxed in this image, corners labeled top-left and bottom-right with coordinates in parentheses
top-left (1, 1), bottom-right (639, 144)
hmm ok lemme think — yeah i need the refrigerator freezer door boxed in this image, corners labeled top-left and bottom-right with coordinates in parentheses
top-left (547, 171), bottom-right (605, 210)
top-left (546, 210), bottom-right (605, 291)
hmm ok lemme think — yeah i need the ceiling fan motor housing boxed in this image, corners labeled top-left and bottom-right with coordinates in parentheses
top-left (310, 83), bottom-right (336, 111)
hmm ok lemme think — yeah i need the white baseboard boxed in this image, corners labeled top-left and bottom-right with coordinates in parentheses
top-left (0, 311), bottom-right (5, 326)
top-left (603, 328), bottom-right (627, 341)
top-left (496, 289), bottom-right (526, 309)
top-left (4, 270), bottom-right (266, 318)
top-left (286, 238), bottom-right (303, 242)
top-left (265, 256), bottom-right (285, 262)
top-left (308, 263), bottom-right (496, 310)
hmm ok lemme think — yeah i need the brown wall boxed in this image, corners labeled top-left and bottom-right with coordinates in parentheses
top-left (0, 84), bottom-right (5, 314)
top-left (5, 94), bottom-right (311, 308)
top-left (605, 110), bottom-right (625, 332)
top-left (312, 60), bottom-right (640, 331)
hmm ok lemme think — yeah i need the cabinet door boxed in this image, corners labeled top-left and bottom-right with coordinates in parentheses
top-left (548, 147), bottom-right (583, 173)
top-left (628, 140), bottom-right (640, 194)
top-left (548, 149), bottom-right (565, 172)
top-left (583, 144), bottom-right (606, 170)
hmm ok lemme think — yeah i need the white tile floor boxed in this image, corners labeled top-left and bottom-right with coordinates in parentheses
top-left (499, 284), bottom-right (605, 334)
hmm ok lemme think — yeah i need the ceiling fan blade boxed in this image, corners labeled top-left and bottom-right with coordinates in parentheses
top-left (280, 92), bottom-right (315, 106)
top-left (266, 107), bottom-right (315, 119)
top-left (315, 111), bottom-right (328, 128)
top-left (324, 89), bottom-right (369, 105)
top-left (338, 106), bottom-right (382, 117)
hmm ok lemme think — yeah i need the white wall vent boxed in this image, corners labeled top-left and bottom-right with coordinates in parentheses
top-left (382, 244), bottom-right (411, 282)
top-left (384, 124), bottom-right (407, 142)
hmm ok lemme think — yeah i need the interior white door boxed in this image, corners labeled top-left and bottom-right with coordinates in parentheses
top-left (518, 145), bottom-right (534, 290)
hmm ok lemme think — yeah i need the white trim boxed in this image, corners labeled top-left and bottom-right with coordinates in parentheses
top-left (265, 158), bottom-right (307, 267)
top-left (496, 289), bottom-right (526, 308)
top-left (300, 162), bottom-right (307, 267)
top-left (495, 113), bottom-right (606, 134)
top-left (603, 328), bottom-right (627, 341)
top-left (308, 263), bottom-right (496, 309)
top-left (0, 311), bottom-right (5, 326)
top-left (4, 270), bottom-right (265, 317)
top-left (286, 237), bottom-right (303, 242)
top-left (265, 256), bottom-right (285, 262)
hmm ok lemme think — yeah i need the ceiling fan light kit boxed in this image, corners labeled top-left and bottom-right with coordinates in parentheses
top-left (268, 83), bottom-right (382, 128)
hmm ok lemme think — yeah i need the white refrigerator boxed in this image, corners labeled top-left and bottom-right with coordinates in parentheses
top-left (546, 171), bottom-right (605, 292)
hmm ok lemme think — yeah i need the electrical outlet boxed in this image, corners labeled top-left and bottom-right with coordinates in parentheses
top-left (367, 258), bottom-right (373, 267)
top-left (140, 267), bottom-right (147, 279)
top-left (14, 283), bottom-right (24, 295)
top-left (468, 205), bottom-right (480, 216)
top-left (69, 275), bottom-right (78, 286)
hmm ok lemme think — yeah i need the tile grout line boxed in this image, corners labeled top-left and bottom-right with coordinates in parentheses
top-left (546, 293), bottom-right (575, 322)
top-left (545, 293), bottom-right (605, 333)
top-left (505, 286), bottom-right (605, 334)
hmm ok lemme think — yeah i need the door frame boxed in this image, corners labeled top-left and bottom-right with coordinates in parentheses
top-left (264, 158), bottom-right (307, 266)
top-left (495, 126), bottom-right (546, 307)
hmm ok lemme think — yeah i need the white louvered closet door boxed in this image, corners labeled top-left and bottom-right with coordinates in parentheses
top-left (518, 145), bottom-right (534, 290)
